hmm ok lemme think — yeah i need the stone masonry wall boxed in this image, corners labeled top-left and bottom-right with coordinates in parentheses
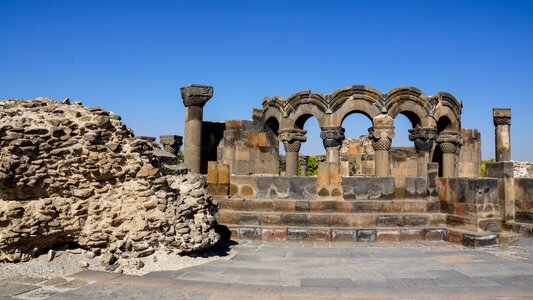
top-left (0, 98), bottom-right (219, 262)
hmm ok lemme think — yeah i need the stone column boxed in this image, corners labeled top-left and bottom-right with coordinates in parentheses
top-left (280, 156), bottom-right (286, 176)
top-left (278, 129), bottom-right (307, 176)
top-left (493, 108), bottom-right (511, 162)
top-left (159, 135), bottom-right (183, 157)
top-left (180, 85), bottom-right (213, 174)
top-left (408, 128), bottom-right (437, 177)
top-left (436, 131), bottom-right (461, 178)
top-left (368, 126), bottom-right (394, 176)
top-left (320, 127), bottom-right (345, 164)
top-left (300, 156), bottom-right (308, 176)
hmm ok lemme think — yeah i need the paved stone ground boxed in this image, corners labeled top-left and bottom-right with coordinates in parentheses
top-left (1, 238), bottom-right (533, 299)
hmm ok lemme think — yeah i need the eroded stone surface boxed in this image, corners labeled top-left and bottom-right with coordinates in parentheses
top-left (0, 98), bottom-right (219, 262)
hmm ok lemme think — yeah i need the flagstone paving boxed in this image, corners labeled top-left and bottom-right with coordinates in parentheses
top-left (1, 238), bottom-right (532, 299)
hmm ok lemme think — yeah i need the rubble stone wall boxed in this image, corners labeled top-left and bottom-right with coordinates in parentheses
top-left (0, 98), bottom-right (219, 262)
top-left (514, 161), bottom-right (533, 178)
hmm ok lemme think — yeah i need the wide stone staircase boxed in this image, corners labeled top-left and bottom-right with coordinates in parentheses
top-left (209, 173), bottom-right (522, 247)
top-left (215, 197), bottom-right (448, 242)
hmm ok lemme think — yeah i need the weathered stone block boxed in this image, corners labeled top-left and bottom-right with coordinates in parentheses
top-left (258, 132), bottom-right (267, 147)
top-left (342, 177), bottom-right (395, 200)
top-left (256, 176), bottom-right (289, 199)
top-left (308, 228), bottom-right (331, 241)
top-left (239, 227), bottom-right (261, 240)
top-left (261, 227), bottom-right (287, 241)
top-left (307, 214), bottom-right (331, 226)
top-left (425, 228), bottom-right (446, 241)
top-left (330, 214), bottom-right (351, 226)
top-left (289, 177), bottom-right (317, 200)
top-left (237, 214), bottom-right (260, 225)
top-left (405, 177), bottom-right (427, 199)
top-left (295, 201), bottom-right (309, 212)
top-left (309, 201), bottom-right (337, 212)
top-left (207, 184), bottom-right (228, 197)
top-left (317, 163), bottom-right (330, 186)
top-left (207, 161), bottom-right (218, 184)
top-left (251, 200), bottom-right (273, 211)
top-left (287, 228), bottom-right (308, 240)
top-left (351, 214), bottom-right (377, 227)
top-left (331, 229), bottom-right (357, 241)
top-left (217, 163), bottom-right (230, 184)
top-left (356, 229), bottom-right (376, 242)
top-left (463, 233), bottom-right (499, 248)
top-left (273, 200), bottom-right (295, 212)
top-left (260, 213), bottom-right (282, 225)
top-left (400, 228), bottom-right (426, 241)
top-left (376, 229), bottom-right (400, 242)
top-left (446, 230), bottom-right (464, 244)
top-left (281, 213), bottom-right (307, 226)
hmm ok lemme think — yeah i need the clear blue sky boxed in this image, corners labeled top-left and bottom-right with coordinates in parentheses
top-left (1, 0), bottom-right (532, 160)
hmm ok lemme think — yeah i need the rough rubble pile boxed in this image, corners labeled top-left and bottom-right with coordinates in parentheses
top-left (513, 161), bottom-right (533, 178)
top-left (0, 98), bottom-right (219, 263)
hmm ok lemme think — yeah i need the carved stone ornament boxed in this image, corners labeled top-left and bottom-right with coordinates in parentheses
top-left (320, 127), bottom-right (345, 149)
top-left (493, 116), bottom-right (511, 126)
top-left (181, 85), bottom-right (214, 107)
top-left (160, 135), bottom-right (183, 156)
top-left (278, 128), bottom-right (307, 152)
top-left (299, 156), bottom-right (308, 166)
top-left (368, 126), bottom-right (395, 151)
top-left (492, 108), bottom-right (511, 126)
top-left (408, 128), bottom-right (437, 154)
top-left (436, 131), bottom-right (461, 154)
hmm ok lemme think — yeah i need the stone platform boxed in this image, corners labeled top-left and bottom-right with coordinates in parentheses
top-left (215, 197), bottom-right (513, 247)
top-left (1, 238), bottom-right (532, 299)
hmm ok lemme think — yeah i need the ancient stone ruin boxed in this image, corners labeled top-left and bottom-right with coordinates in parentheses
top-left (1, 83), bottom-right (531, 265)
top-left (181, 84), bottom-right (532, 245)
top-left (0, 98), bottom-right (219, 263)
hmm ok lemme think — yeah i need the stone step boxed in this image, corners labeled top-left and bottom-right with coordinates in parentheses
top-left (216, 198), bottom-right (433, 213)
top-left (446, 228), bottom-right (501, 248)
top-left (224, 224), bottom-right (447, 242)
top-left (217, 210), bottom-right (447, 228)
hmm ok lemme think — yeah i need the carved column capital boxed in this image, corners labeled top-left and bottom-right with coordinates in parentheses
top-left (181, 85), bottom-right (214, 107)
top-left (299, 156), bottom-right (308, 167)
top-left (320, 127), bottom-right (345, 150)
top-left (493, 108), bottom-right (511, 126)
top-left (278, 128), bottom-right (307, 152)
top-left (436, 131), bottom-right (461, 154)
top-left (160, 135), bottom-right (183, 156)
top-left (368, 126), bottom-right (395, 151)
top-left (408, 128), bottom-right (437, 155)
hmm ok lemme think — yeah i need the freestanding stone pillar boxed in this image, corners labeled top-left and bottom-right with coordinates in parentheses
top-left (159, 135), bottom-right (183, 157)
top-left (300, 156), bottom-right (308, 176)
top-left (180, 85), bottom-right (213, 174)
top-left (409, 128), bottom-right (437, 176)
top-left (278, 128), bottom-right (307, 176)
top-left (368, 126), bottom-right (394, 176)
top-left (320, 127), bottom-right (345, 164)
top-left (493, 108), bottom-right (511, 162)
top-left (436, 131), bottom-right (461, 178)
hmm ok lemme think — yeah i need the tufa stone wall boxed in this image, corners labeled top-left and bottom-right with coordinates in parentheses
top-left (0, 98), bottom-right (219, 262)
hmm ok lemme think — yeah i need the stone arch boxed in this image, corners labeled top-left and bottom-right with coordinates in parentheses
top-left (285, 103), bottom-right (328, 129)
top-left (264, 116), bottom-right (280, 135)
top-left (433, 106), bottom-right (460, 131)
top-left (384, 87), bottom-right (433, 128)
top-left (332, 100), bottom-right (381, 128)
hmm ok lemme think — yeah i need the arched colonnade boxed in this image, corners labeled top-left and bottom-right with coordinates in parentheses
top-left (260, 85), bottom-right (463, 177)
